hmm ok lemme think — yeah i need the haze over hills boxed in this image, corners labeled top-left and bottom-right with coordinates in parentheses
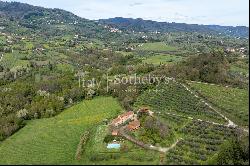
top-left (0, 1), bottom-right (249, 38)
top-left (99, 17), bottom-right (249, 38)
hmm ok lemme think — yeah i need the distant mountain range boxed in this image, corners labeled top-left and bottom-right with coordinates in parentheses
top-left (0, 1), bottom-right (112, 39)
top-left (0, 1), bottom-right (249, 38)
top-left (99, 17), bottom-right (249, 38)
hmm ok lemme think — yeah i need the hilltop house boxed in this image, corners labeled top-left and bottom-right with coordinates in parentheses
top-left (111, 111), bottom-right (135, 127)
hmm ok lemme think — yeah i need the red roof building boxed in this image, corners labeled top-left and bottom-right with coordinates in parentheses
top-left (112, 130), bottom-right (119, 136)
top-left (127, 120), bottom-right (140, 131)
top-left (111, 111), bottom-right (135, 127)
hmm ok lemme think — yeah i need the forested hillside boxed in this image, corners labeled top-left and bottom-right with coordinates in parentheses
top-left (99, 17), bottom-right (249, 38)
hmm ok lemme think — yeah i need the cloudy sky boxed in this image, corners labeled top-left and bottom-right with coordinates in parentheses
top-left (4, 0), bottom-right (249, 26)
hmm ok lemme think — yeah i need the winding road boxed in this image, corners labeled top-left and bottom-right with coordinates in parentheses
top-left (149, 139), bottom-right (182, 153)
top-left (118, 126), bottom-right (182, 153)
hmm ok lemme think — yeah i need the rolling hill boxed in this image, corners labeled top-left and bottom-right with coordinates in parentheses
top-left (99, 17), bottom-right (249, 38)
top-left (0, 97), bottom-right (122, 164)
top-left (0, 1), bottom-right (115, 39)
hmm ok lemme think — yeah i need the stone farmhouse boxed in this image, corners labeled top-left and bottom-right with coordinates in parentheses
top-left (111, 111), bottom-right (135, 127)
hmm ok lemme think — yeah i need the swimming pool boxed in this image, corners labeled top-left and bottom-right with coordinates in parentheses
top-left (107, 143), bottom-right (121, 149)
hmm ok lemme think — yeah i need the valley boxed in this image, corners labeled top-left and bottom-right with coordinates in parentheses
top-left (0, 1), bottom-right (249, 165)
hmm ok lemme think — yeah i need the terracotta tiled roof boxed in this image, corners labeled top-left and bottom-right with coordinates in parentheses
top-left (127, 120), bottom-right (140, 130)
top-left (112, 130), bottom-right (119, 135)
top-left (112, 117), bottom-right (121, 124)
top-left (112, 111), bottom-right (134, 125)
top-left (119, 111), bottom-right (134, 118)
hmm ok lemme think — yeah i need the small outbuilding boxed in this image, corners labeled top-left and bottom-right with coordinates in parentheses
top-left (112, 130), bottom-right (119, 136)
top-left (127, 120), bottom-right (140, 131)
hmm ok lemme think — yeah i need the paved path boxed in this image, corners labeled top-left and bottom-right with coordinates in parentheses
top-left (149, 139), bottom-right (181, 153)
top-left (118, 126), bottom-right (182, 153)
top-left (118, 126), bottom-right (150, 149)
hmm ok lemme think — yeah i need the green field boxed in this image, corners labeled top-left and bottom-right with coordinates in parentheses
top-left (0, 97), bottom-right (122, 165)
top-left (137, 42), bottom-right (177, 52)
top-left (143, 54), bottom-right (183, 65)
top-left (188, 82), bottom-right (249, 127)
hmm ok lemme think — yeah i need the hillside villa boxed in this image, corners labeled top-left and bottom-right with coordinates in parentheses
top-left (110, 108), bottom-right (153, 135)
top-left (111, 111), bottom-right (135, 127)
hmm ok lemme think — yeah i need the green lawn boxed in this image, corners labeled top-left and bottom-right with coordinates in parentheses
top-left (143, 54), bottom-right (183, 65)
top-left (137, 42), bottom-right (177, 52)
top-left (188, 82), bottom-right (249, 127)
top-left (0, 97), bottom-right (122, 165)
top-left (82, 125), bottom-right (160, 165)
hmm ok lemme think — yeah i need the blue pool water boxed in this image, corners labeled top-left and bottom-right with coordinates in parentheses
top-left (107, 143), bottom-right (121, 149)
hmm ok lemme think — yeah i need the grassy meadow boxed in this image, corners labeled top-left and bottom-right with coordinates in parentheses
top-left (0, 97), bottom-right (122, 165)
top-left (137, 42), bottom-right (177, 52)
top-left (142, 53), bottom-right (183, 65)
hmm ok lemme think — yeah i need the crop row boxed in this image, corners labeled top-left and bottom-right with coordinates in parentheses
top-left (164, 120), bottom-right (237, 165)
top-left (135, 82), bottom-right (226, 124)
top-left (187, 82), bottom-right (249, 126)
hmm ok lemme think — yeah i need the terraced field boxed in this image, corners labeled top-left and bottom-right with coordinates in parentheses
top-left (134, 81), bottom-right (227, 124)
top-left (0, 97), bottom-right (122, 165)
top-left (187, 82), bottom-right (249, 127)
top-left (134, 83), bottom-right (240, 165)
top-left (164, 119), bottom-right (238, 165)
